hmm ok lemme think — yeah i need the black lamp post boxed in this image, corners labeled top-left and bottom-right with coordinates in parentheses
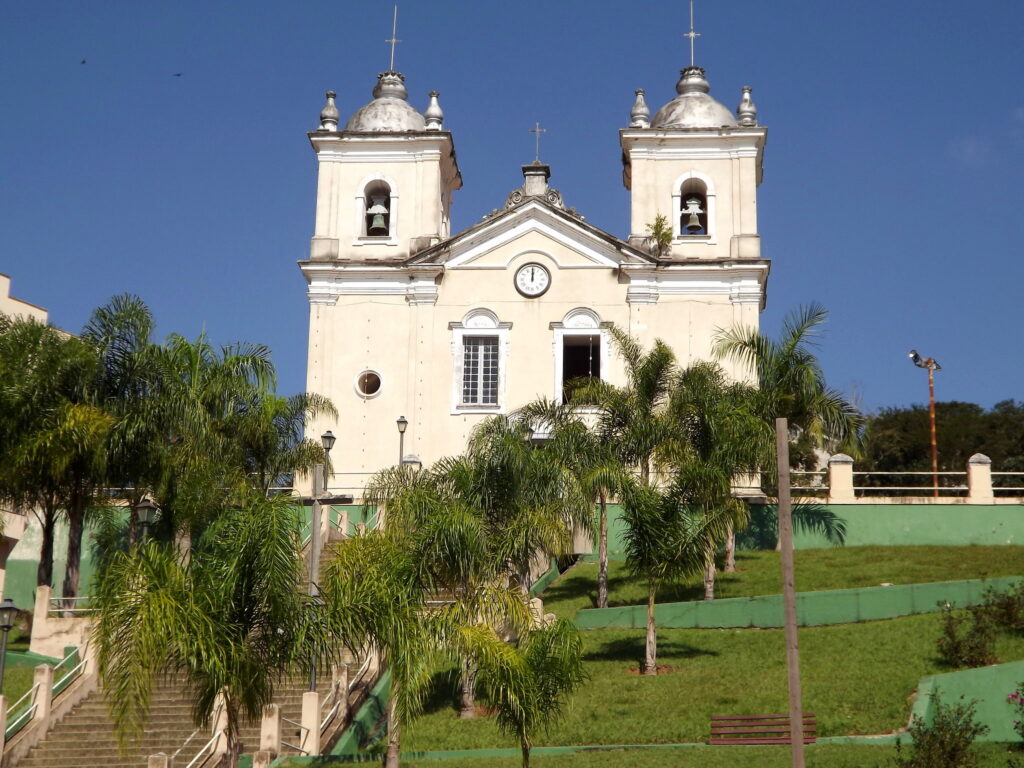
top-left (0, 598), bottom-right (19, 692)
top-left (396, 416), bottom-right (408, 465)
top-left (135, 498), bottom-right (158, 541)
top-left (321, 430), bottom-right (336, 495)
top-left (909, 350), bottom-right (942, 498)
top-left (308, 430), bottom-right (335, 693)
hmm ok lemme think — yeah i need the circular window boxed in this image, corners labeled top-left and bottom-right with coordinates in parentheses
top-left (355, 370), bottom-right (382, 399)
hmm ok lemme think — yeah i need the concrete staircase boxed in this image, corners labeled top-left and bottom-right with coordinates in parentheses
top-left (15, 670), bottom-right (339, 768)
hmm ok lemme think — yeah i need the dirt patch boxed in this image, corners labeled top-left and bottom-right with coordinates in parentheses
top-left (626, 664), bottom-right (678, 675)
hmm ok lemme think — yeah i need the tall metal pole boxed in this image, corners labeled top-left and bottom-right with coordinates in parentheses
top-left (309, 463), bottom-right (324, 692)
top-left (776, 418), bottom-right (805, 768)
top-left (0, 627), bottom-right (8, 693)
top-left (398, 431), bottom-right (404, 465)
top-left (928, 366), bottom-right (938, 499)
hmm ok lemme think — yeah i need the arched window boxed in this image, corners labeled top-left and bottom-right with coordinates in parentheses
top-left (363, 180), bottom-right (392, 237)
top-left (679, 178), bottom-right (708, 236)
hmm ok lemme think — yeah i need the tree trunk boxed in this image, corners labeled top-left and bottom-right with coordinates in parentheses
top-left (385, 695), bottom-right (401, 768)
top-left (36, 505), bottom-right (56, 587)
top-left (218, 694), bottom-right (241, 768)
top-left (520, 738), bottom-right (531, 768)
top-left (643, 580), bottom-right (657, 675)
top-left (459, 659), bottom-right (477, 718)
top-left (62, 482), bottom-right (86, 603)
top-left (724, 523), bottom-right (736, 573)
top-left (703, 551), bottom-right (716, 601)
top-left (597, 493), bottom-right (609, 609)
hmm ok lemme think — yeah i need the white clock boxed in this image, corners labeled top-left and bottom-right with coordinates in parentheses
top-left (514, 262), bottom-right (551, 298)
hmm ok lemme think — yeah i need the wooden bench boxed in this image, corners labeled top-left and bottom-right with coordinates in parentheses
top-left (710, 713), bottom-right (816, 745)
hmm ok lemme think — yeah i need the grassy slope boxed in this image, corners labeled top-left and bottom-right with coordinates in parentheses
top-left (544, 546), bottom-right (1024, 619)
top-left (404, 613), bottom-right (1024, 751)
top-left (397, 743), bottom-right (1020, 768)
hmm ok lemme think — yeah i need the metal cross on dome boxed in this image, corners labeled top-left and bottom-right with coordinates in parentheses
top-left (385, 5), bottom-right (402, 72)
top-left (529, 122), bottom-right (546, 163)
top-left (683, 0), bottom-right (701, 67)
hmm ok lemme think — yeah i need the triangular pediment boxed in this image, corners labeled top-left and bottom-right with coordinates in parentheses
top-left (410, 199), bottom-right (654, 270)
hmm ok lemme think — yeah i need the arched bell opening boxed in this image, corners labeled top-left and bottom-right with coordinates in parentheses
top-left (363, 180), bottom-right (392, 237)
top-left (679, 179), bottom-right (708, 236)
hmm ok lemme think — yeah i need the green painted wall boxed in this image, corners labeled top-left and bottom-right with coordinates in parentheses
top-left (583, 503), bottom-right (1024, 560)
top-left (909, 661), bottom-right (1024, 742)
top-left (574, 577), bottom-right (1023, 630)
top-left (330, 669), bottom-right (390, 756)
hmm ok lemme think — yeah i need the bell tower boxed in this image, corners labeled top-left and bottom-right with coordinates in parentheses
top-left (620, 62), bottom-right (766, 261)
top-left (307, 71), bottom-right (462, 262)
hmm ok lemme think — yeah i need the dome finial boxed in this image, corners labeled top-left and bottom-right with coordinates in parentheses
top-left (683, 0), bottom-right (701, 68)
top-left (319, 90), bottom-right (339, 131)
top-left (737, 86), bottom-right (757, 126)
top-left (630, 89), bottom-right (650, 128)
top-left (385, 5), bottom-right (402, 73)
top-left (425, 90), bottom-right (444, 130)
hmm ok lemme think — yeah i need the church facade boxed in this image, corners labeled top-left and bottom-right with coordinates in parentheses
top-left (300, 60), bottom-right (769, 499)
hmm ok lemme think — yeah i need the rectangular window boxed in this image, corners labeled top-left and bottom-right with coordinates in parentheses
top-left (562, 334), bottom-right (601, 402)
top-left (462, 336), bottom-right (499, 405)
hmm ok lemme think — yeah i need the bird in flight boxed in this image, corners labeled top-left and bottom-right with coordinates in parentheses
top-left (173, 72), bottom-right (183, 77)
top-left (80, 59), bottom-right (86, 64)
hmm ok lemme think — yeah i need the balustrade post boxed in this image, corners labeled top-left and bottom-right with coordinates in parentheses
top-left (967, 453), bottom-right (994, 504)
top-left (147, 753), bottom-right (170, 768)
top-left (0, 693), bottom-right (8, 753)
top-left (300, 690), bottom-right (320, 755)
top-left (212, 691), bottom-right (228, 756)
top-left (32, 664), bottom-right (53, 725)
top-left (259, 703), bottom-right (281, 755)
top-left (334, 663), bottom-right (349, 721)
top-left (827, 454), bottom-right (855, 504)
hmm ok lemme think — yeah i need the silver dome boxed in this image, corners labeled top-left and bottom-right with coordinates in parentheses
top-left (650, 66), bottom-right (737, 130)
top-left (345, 71), bottom-right (426, 132)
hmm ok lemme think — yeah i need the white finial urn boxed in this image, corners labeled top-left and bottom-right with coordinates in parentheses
top-left (737, 86), bottom-right (757, 126)
top-left (424, 90), bottom-right (444, 130)
top-left (630, 89), bottom-right (650, 128)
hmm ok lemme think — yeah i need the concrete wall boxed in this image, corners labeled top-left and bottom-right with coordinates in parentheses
top-left (574, 577), bottom-right (1023, 630)
top-left (910, 661), bottom-right (1024, 742)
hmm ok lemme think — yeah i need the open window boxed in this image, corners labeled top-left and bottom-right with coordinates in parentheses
top-left (552, 308), bottom-right (607, 405)
top-left (561, 334), bottom-right (601, 401)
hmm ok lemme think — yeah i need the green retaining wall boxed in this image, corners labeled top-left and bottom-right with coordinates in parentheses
top-left (529, 559), bottom-right (560, 598)
top-left (574, 576), bottom-right (1023, 630)
top-left (582, 503), bottom-right (1024, 560)
top-left (909, 660), bottom-right (1024, 742)
top-left (330, 669), bottom-right (391, 757)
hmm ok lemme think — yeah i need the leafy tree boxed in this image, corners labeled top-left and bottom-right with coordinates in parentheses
top-left (93, 492), bottom-right (323, 767)
top-left (645, 214), bottom-right (673, 259)
top-left (714, 302), bottom-right (863, 464)
top-left (894, 693), bottom-right (988, 768)
top-left (477, 618), bottom-right (586, 768)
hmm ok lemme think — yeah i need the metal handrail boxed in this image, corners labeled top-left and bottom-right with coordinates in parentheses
top-left (281, 715), bottom-right (307, 731)
top-left (281, 740), bottom-right (309, 754)
top-left (992, 472), bottom-right (1024, 476)
top-left (171, 727), bottom-right (202, 760)
top-left (47, 596), bottom-right (95, 616)
top-left (852, 471), bottom-right (966, 476)
top-left (183, 730), bottom-right (222, 768)
top-left (854, 486), bottom-right (967, 491)
top-left (52, 656), bottom-right (87, 695)
top-left (348, 654), bottom-right (372, 693)
top-left (4, 682), bottom-right (40, 739)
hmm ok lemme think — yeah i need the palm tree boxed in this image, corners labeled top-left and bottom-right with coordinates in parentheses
top-left (93, 492), bottom-right (323, 767)
top-left (666, 362), bottom-right (772, 597)
top-left (516, 398), bottom-right (631, 609)
top-left (620, 480), bottom-right (727, 675)
top-left (714, 302), bottom-right (863, 459)
top-left (228, 391), bottom-right (337, 495)
top-left (476, 618), bottom-right (586, 768)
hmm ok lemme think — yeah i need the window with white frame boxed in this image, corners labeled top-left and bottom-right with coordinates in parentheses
top-left (462, 336), bottom-right (499, 405)
top-left (552, 308), bottom-right (608, 405)
top-left (450, 309), bottom-right (511, 414)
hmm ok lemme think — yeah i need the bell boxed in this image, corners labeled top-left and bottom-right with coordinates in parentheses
top-left (367, 198), bottom-right (389, 236)
top-left (683, 196), bottom-right (704, 234)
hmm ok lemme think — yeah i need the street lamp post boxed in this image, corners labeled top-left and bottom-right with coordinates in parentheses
top-left (909, 350), bottom-right (942, 498)
top-left (309, 430), bottom-right (335, 692)
top-left (396, 416), bottom-right (408, 465)
top-left (135, 498), bottom-right (158, 541)
top-left (0, 598), bottom-right (19, 693)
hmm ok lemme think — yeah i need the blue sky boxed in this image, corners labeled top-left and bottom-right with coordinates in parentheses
top-left (2, 1), bottom-right (1021, 413)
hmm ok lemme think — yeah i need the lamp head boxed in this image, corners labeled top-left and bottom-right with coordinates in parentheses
top-left (134, 498), bottom-right (158, 526)
top-left (321, 430), bottom-right (336, 454)
top-left (0, 597), bottom-right (18, 632)
top-left (908, 349), bottom-right (924, 368)
top-left (396, 415), bottom-right (408, 434)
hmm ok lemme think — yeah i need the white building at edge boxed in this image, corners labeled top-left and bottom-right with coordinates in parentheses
top-left (300, 55), bottom-right (769, 500)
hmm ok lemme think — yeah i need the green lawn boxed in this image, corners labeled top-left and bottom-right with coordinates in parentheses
top-left (393, 743), bottom-right (1022, 768)
top-left (404, 613), bottom-right (1024, 752)
top-left (543, 546), bottom-right (1024, 619)
top-left (3, 667), bottom-right (35, 707)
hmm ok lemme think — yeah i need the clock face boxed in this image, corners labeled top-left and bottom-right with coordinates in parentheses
top-left (514, 263), bottom-right (551, 298)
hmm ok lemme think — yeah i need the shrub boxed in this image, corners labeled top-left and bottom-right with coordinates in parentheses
top-left (983, 583), bottom-right (1024, 634)
top-left (937, 603), bottom-right (997, 668)
top-left (894, 693), bottom-right (988, 768)
top-left (1010, 682), bottom-right (1024, 745)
